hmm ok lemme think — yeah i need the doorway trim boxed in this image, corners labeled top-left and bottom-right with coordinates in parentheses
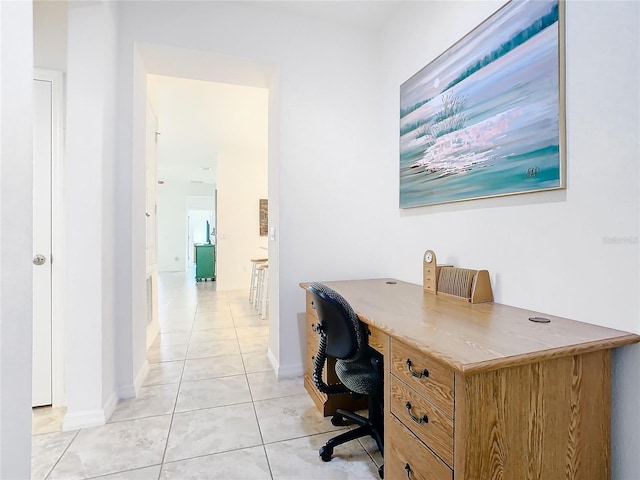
top-left (34, 68), bottom-right (65, 406)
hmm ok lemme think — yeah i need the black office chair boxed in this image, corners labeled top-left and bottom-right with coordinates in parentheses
top-left (308, 282), bottom-right (384, 479)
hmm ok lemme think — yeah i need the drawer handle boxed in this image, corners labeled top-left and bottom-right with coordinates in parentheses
top-left (404, 463), bottom-right (412, 480)
top-left (405, 401), bottom-right (428, 424)
top-left (406, 359), bottom-right (429, 379)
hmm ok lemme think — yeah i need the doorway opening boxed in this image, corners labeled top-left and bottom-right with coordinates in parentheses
top-left (133, 44), bottom-right (279, 407)
top-left (147, 74), bottom-right (269, 292)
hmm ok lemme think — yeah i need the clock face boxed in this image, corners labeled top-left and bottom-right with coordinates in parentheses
top-left (424, 251), bottom-right (433, 263)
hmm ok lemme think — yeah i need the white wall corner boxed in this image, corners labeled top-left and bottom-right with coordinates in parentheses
top-left (61, 390), bottom-right (119, 431)
top-left (135, 360), bottom-right (150, 395)
top-left (267, 347), bottom-right (279, 375)
top-left (103, 390), bottom-right (118, 423)
top-left (268, 348), bottom-right (303, 379)
top-left (118, 360), bottom-right (150, 400)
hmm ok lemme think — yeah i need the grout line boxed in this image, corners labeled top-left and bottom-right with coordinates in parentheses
top-left (43, 429), bottom-right (81, 480)
top-left (262, 443), bottom-right (275, 480)
top-left (158, 295), bottom-right (196, 470)
top-left (76, 464), bottom-right (163, 480)
top-left (234, 290), bottom-right (275, 479)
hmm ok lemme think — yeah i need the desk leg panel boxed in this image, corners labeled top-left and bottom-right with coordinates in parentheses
top-left (454, 351), bottom-right (611, 480)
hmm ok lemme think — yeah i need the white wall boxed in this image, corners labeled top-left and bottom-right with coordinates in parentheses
top-left (215, 83), bottom-right (268, 290)
top-left (33, 0), bottom-right (67, 72)
top-left (63, 0), bottom-right (120, 429)
top-left (156, 182), bottom-right (216, 271)
top-left (189, 209), bottom-right (211, 245)
top-left (157, 181), bottom-right (190, 271)
top-left (0, 2), bottom-right (33, 476)
top-left (377, 1), bottom-right (639, 478)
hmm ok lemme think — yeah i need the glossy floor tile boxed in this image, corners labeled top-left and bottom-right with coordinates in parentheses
top-left (247, 370), bottom-right (307, 402)
top-left (175, 375), bottom-right (252, 412)
top-left (31, 430), bottom-right (77, 480)
top-left (181, 354), bottom-right (245, 381)
top-left (32, 406), bottom-right (66, 435)
top-left (48, 415), bottom-right (172, 479)
top-left (160, 446), bottom-right (271, 480)
top-left (254, 393), bottom-right (345, 444)
top-left (109, 383), bottom-right (180, 423)
top-left (31, 270), bottom-right (380, 479)
top-left (164, 403), bottom-right (262, 462)
top-left (266, 431), bottom-right (381, 479)
top-left (143, 361), bottom-right (184, 387)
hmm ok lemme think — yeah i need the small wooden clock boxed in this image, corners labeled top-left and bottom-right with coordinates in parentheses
top-left (423, 250), bottom-right (438, 294)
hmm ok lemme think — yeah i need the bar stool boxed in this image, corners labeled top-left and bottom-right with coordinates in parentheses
top-left (249, 258), bottom-right (268, 303)
top-left (255, 263), bottom-right (268, 310)
top-left (260, 265), bottom-right (269, 319)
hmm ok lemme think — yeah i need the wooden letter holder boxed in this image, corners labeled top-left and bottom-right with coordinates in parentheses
top-left (423, 250), bottom-right (493, 303)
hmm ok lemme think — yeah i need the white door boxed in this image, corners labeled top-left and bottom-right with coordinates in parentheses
top-left (32, 78), bottom-right (53, 407)
top-left (145, 101), bottom-right (160, 349)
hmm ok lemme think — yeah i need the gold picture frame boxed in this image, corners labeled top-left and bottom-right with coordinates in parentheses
top-left (259, 199), bottom-right (268, 236)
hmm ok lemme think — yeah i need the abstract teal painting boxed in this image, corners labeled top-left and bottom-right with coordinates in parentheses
top-left (400, 0), bottom-right (565, 208)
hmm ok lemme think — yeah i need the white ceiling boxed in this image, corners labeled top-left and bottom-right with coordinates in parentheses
top-left (244, 1), bottom-right (408, 33)
top-left (147, 1), bottom-right (407, 187)
top-left (147, 74), bottom-right (269, 187)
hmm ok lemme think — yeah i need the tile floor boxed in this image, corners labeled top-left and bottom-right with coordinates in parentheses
top-left (31, 271), bottom-right (382, 479)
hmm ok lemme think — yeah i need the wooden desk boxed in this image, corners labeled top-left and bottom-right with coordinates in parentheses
top-left (301, 279), bottom-right (640, 480)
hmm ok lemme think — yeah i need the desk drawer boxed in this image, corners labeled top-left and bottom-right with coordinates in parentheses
top-left (391, 339), bottom-right (454, 416)
top-left (391, 377), bottom-right (453, 467)
top-left (366, 325), bottom-right (388, 355)
top-left (306, 292), bottom-right (319, 321)
top-left (386, 415), bottom-right (453, 480)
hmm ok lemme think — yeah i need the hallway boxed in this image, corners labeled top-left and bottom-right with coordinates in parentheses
top-left (31, 271), bottom-right (381, 479)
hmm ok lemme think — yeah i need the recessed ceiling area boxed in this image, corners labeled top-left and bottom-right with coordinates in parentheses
top-left (146, 75), bottom-right (269, 186)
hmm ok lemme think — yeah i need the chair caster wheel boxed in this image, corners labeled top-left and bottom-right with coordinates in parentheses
top-left (378, 464), bottom-right (384, 479)
top-left (319, 445), bottom-right (333, 462)
top-left (330, 414), bottom-right (351, 426)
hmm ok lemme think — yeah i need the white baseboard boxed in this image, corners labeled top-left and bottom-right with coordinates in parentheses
top-left (103, 390), bottom-right (118, 422)
top-left (267, 348), bottom-right (304, 378)
top-left (118, 384), bottom-right (136, 400)
top-left (118, 360), bottom-right (150, 399)
top-left (62, 410), bottom-right (107, 431)
top-left (61, 389), bottom-right (117, 431)
top-left (135, 360), bottom-right (150, 392)
top-left (267, 348), bottom-right (279, 374)
top-left (146, 320), bottom-right (159, 351)
top-left (61, 387), bottom-right (122, 431)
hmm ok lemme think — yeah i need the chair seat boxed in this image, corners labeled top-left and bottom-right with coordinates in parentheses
top-left (335, 357), bottom-right (382, 396)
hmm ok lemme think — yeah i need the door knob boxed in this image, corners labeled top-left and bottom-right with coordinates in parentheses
top-left (33, 254), bottom-right (46, 265)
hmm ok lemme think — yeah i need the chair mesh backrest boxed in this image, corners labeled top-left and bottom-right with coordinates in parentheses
top-left (308, 283), bottom-right (365, 361)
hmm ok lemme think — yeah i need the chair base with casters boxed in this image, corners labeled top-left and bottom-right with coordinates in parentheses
top-left (319, 392), bottom-right (385, 478)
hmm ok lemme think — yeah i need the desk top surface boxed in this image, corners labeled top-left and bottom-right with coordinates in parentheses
top-left (301, 278), bottom-right (640, 374)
